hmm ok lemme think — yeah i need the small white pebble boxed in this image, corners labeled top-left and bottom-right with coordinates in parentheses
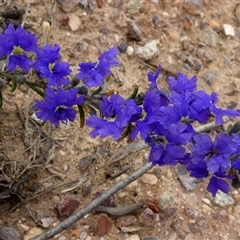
top-left (162, 11), bottom-right (169, 18)
top-left (126, 46), bottom-right (134, 56)
top-left (202, 197), bottom-right (211, 205)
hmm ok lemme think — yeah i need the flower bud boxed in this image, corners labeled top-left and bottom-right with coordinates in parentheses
top-left (78, 86), bottom-right (88, 95)
top-left (135, 93), bottom-right (145, 105)
top-left (16, 75), bottom-right (26, 85)
top-left (71, 77), bottom-right (80, 87)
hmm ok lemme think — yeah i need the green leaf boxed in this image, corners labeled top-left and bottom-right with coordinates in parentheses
top-left (10, 77), bottom-right (17, 92)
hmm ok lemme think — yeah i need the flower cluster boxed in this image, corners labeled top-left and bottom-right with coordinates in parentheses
top-left (86, 66), bottom-right (240, 197)
top-left (1, 23), bottom-right (240, 197)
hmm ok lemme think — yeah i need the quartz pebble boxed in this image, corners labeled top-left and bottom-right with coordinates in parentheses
top-left (223, 24), bottom-right (235, 36)
top-left (126, 46), bottom-right (134, 56)
top-left (136, 40), bottom-right (159, 61)
top-left (202, 198), bottom-right (211, 205)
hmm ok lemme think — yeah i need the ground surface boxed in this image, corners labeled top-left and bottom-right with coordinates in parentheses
top-left (1, 0), bottom-right (240, 240)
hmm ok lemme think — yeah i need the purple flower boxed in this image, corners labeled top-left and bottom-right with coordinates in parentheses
top-left (187, 160), bottom-right (209, 178)
top-left (99, 94), bottom-right (125, 117)
top-left (147, 65), bottom-right (161, 89)
top-left (34, 87), bottom-right (84, 127)
top-left (148, 142), bottom-right (188, 166)
top-left (86, 115), bottom-right (123, 140)
top-left (191, 133), bottom-right (237, 175)
top-left (76, 47), bottom-right (119, 87)
top-left (207, 176), bottom-right (230, 197)
top-left (115, 99), bottom-right (142, 128)
top-left (168, 72), bottom-right (197, 94)
top-left (34, 44), bottom-right (61, 64)
top-left (232, 159), bottom-right (240, 170)
top-left (0, 23), bottom-right (37, 57)
top-left (131, 119), bottom-right (152, 140)
top-left (7, 54), bottom-right (32, 73)
top-left (0, 23), bottom-right (38, 72)
top-left (32, 44), bottom-right (71, 86)
top-left (143, 90), bottom-right (161, 113)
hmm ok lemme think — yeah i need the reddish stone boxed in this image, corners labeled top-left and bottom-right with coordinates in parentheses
top-left (97, 214), bottom-right (112, 236)
top-left (57, 195), bottom-right (80, 218)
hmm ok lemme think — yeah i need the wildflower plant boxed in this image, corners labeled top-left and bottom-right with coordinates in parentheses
top-left (1, 23), bottom-right (240, 198)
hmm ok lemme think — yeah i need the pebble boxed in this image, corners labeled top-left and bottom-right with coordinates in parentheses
top-left (93, 191), bottom-right (115, 207)
top-left (214, 191), bottom-right (235, 207)
top-left (125, 234), bottom-right (141, 240)
top-left (128, 23), bottom-right (142, 41)
top-left (204, 70), bottom-right (216, 85)
top-left (118, 39), bottom-right (128, 53)
top-left (24, 227), bottom-right (43, 240)
top-left (0, 227), bottom-right (21, 240)
top-left (193, 59), bottom-right (201, 71)
top-left (115, 215), bottom-right (136, 228)
top-left (202, 198), bottom-right (211, 205)
top-left (126, 46), bottom-right (134, 56)
top-left (152, 15), bottom-right (161, 27)
top-left (82, 183), bottom-right (92, 197)
top-left (57, 195), bottom-right (80, 218)
top-left (80, 231), bottom-right (88, 240)
top-left (175, 165), bottom-right (198, 191)
top-left (184, 206), bottom-right (199, 218)
top-left (181, 39), bottom-right (190, 50)
top-left (188, 218), bottom-right (206, 234)
top-left (79, 155), bottom-right (96, 171)
top-left (158, 190), bottom-right (174, 210)
top-left (164, 207), bottom-right (177, 219)
top-left (140, 208), bottom-right (159, 226)
top-left (173, 49), bottom-right (182, 59)
top-left (201, 204), bottom-right (211, 213)
top-left (170, 220), bottom-right (181, 231)
top-left (121, 226), bottom-right (141, 233)
top-left (223, 24), bottom-right (235, 37)
top-left (184, 0), bottom-right (203, 15)
top-left (198, 27), bottom-right (219, 48)
top-left (136, 40), bottom-right (159, 61)
top-left (97, 214), bottom-right (112, 236)
top-left (160, 12), bottom-right (168, 19)
top-left (141, 173), bottom-right (158, 185)
top-left (127, 0), bottom-right (144, 14)
top-left (40, 217), bottom-right (54, 229)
